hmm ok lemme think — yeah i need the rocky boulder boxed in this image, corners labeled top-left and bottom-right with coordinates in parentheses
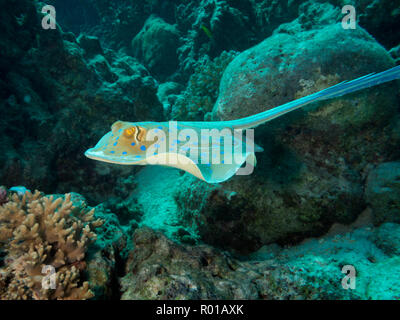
top-left (212, 23), bottom-right (396, 127)
top-left (175, 19), bottom-right (399, 253)
top-left (132, 15), bottom-right (180, 79)
top-left (120, 227), bottom-right (335, 300)
top-left (365, 162), bottom-right (400, 224)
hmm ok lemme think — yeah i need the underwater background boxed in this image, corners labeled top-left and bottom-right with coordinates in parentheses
top-left (0, 0), bottom-right (399, 300)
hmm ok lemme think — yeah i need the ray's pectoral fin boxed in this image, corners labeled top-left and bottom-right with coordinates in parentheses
top-left (168, 152), bottom-right (256, 184)
top-left (189, 156), bottom-right (257, 183)
top-left (142, 148), bottom-right (257, 183)
top-left (197, 153), bottom-right (256, 183)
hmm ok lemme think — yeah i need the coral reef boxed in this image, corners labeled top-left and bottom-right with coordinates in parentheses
top-left (335, 0), bottom-right (400, 49)
top-left (120, 224), bottom-right (400, 300)
top-left (0, 0), bottom-right (163, 203)
top-left (213, 24), bottom-right (396, 124)
top-left (365, 162), bottom-right (400, 224)
top-left (171, 51), bottom-right (238, 121)
top-left (132, 15), bottom-right (180, 79)
top-left (120, 227), bottom-right (331, 300)
top-left (178, 11), bottom-right (399, 253)
top-left (1, 0), bottom-right (399, 300)
top-left (0, 190), bottom-right (102, 299)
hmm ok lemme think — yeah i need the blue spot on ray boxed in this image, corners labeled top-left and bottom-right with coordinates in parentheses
top-left (140, 145), bottom-right (146, 151)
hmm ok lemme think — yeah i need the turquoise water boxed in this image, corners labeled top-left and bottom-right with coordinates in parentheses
top-left (0, 0), bottom-right (399, 300)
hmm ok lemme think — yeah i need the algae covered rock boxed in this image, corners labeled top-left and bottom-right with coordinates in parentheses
top-left (77, 34), bottom-right (104, 59)
top-left (174, 167), bottom-right (364, 254)
top-left (120, 224), bottom-right (400, 300)
top-left (157, 81), bottom-right (184, 115)
top-left (0, 2), bottom-right (164, 202)
top-left (175, 21), bottom-right (399, 253)
top-left (212, 23), bottom-right (396, 127)
top-left (372, 223), bottom-right (400, 257)
top-left (132, 15), bottom-right (180, 78)
top-left (120, 227), bottom-right (332, 300)
top-left (171, 51), bottom-right (239, 121)
top-left (365, 162), bottom-right (400, 224)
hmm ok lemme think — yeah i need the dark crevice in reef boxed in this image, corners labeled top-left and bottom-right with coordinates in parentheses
top-left (109, 248), bottom-right (126, 300)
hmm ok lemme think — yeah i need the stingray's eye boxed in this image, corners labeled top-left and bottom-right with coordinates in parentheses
top-left (123, 127), bottom-right (136, 139)
top-left (137, 126), bottom-right (147, 141)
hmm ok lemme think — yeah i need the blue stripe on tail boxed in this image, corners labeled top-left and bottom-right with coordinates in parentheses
top-left (230, 65), bottom-right (400, 129)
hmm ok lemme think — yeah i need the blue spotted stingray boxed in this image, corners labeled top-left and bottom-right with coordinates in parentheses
top-left (85, 65), bottom-right (400, 183)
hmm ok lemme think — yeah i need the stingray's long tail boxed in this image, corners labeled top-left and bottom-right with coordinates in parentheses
top-left (228, 65), bottom-right (400, 130)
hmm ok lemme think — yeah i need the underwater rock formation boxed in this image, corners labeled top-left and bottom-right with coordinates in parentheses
top-left (175, 169), bottom-right (363, 253)
top-left (212, 25), bottom-right (396, 124)
top-left (174, 14), bottom-right (399, 253)
top-left (157, 81), bottom-right (184, 116)
top-left (47, 0), bottom-right (400, 82)
top-left (120, 227), bottom-right (330, 299)
top-left (0, 191), bottom-right (102, 299)
top-left (372, 223), bottom-right (400, 257)
top-left (365, 162), bottom-right (400, 224)
top-left (0, 0), bottom-right (164, 202)
top-left (336, 0), bottom-right (400, 49)
top-left (171, 50), bottom-right (238, 121)
top-left (132, 15), bottom-right (180, 79)
top-left (1, 0), bottom-right (399, 301)
top-left (258, 221), bottom-right (400, 300)
top-left (120, 224), bottom-right (400, 300)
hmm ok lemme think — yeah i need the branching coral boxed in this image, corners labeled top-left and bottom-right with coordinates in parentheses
top-left (0, 191), bottom-right (103, 300)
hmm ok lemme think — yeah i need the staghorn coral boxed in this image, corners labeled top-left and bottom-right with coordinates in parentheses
top-left (0, 191), bottom-right (102, 300)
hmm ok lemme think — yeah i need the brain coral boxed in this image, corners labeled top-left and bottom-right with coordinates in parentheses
top-left (0, 191), bottom-right (102, 300)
